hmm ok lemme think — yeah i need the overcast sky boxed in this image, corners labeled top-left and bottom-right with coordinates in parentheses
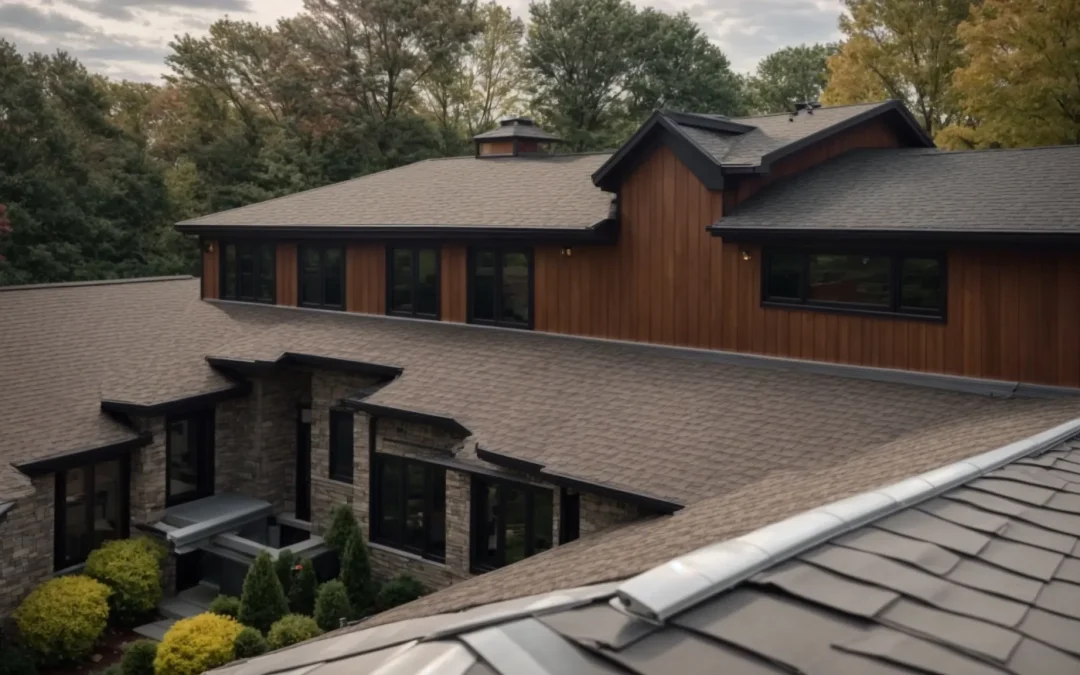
top-left (0, 0), bottom-right (843, 81)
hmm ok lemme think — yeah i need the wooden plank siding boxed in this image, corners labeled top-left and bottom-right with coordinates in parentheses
top-left (345, 243), bottom-right (385, 314)
top-left (201, 239), bottom-right (219, 300)
top-left (276, 243), bottom-right (298, 306)
top-left (441, 245), bottom-right (468, 323)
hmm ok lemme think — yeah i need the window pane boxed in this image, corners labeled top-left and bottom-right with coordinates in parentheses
top-left (766, 252), bottom-right (803, 300)
top-left (63, 468), bottom-right (88, 568)
top-left (502, 484), bottom-right (527, 565)
top-left (301, 247), bottom-right (322, 306)
top-left (405, 463), bottom-right (426, 552)
top-left (531, 489), bottom-right (553, 555)
top-left (475, 482), bottom-right (498, 569)
top-left (223, 244), bottom-right (237, 299)
top-left (429, 468), bottom-right (446, 559)
top-left (501, 251), bottom-right (530, 324)
top-left (323, 248), bottom-right (343, 307)
top-left (900, 257), bottom-right (943, 312)
top-left (808, 254), bottom-right (889, 306)
top-left (168, 419), bottom-right (198, 500)
top-left (257, 244), bottom-right (274, 302)
top-left (391, 249), bottom-right (413, 313)
top-left (416, 249), bottom-right (438, 316)
top-left (329, 411), bottom-right (353, 482)
top-left (377, 456), bottom-right (403, 543)
top-left (471, 251), bottom-right (496, 321)
top-left (93, 460), bottom-right (122, 549)
top-left (239, 245), bottom-right (256, 299)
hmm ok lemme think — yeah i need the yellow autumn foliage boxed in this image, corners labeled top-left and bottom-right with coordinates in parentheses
top-left (13, 575), bottom-right (111, 665)
top-left (154, 612), bottom-right (244, 675)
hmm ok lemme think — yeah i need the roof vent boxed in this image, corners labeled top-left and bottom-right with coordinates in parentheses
top-left (794, 101), bottom-right (823, 113)
top-left (473, 117), bottom-right (563, 158)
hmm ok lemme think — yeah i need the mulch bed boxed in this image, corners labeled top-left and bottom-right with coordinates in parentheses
top-left (39, 626), bottom-right (145, 675)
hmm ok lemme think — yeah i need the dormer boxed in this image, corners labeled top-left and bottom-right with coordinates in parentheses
top-left (473, 118), bottom-right (563, 157)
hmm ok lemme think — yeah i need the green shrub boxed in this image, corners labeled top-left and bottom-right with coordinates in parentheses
top-left (208, 595), bottom-right (241, 619)
top-left (132, 536), bottom-right (168, 563)
top-left (313, 580), bottom-right (351, 632)
top-left (13, 575), bottom-right (110, 665)
top-left (232, 626), bottom-right (268, 659)
top-left (339, 533), bottom-right (373, 616)
top-left (0, 645), bottom-right (36, 675)
top-left (154, 613), bottom-right (242, 675)
top-left (288, 559), bottom-right (317, 616)
top-left (324, 505), bottom-right (360, 554)
top-left (375, 575), bottom-right (428, 612)
top-left (238, 551), bottom-right (289, 634)
top-left (102, 666), bottom-right (122, 675)
top-left (274, 549), bottom-right (297, 598)
top-left (266, 615), bottom-right (322, 651)
top-left (120, 640), bottom-right (156, 675)
top-left (85, 538), bottom-right (163, 625)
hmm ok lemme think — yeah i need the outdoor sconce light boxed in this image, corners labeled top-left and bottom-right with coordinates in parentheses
top-left (300, 408), bottom-right (312, 424)
top-left (561, 247), bottom-right (573, 257)
top-left (205, 241), bottom-right (215, 253)
top-left (740, 250), bottom-right (751, 261)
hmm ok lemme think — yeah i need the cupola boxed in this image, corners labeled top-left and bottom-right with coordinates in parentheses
top-left (473, 117), bottom-right (563, 157)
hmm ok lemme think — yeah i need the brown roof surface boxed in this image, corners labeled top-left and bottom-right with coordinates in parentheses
top-left (177, 153), bottom-right (612, 230)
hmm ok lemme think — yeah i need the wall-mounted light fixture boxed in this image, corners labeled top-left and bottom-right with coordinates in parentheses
top-left (740, 250), bottom-right (751, 261)
top-left (561, 247), bottom-right (573, 257)
top-left (205, 241), bottom-right (215, 253)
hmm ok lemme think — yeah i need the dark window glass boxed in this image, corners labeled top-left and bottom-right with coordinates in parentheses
top-left (221, 242), bottom-right (274, 303)
top-left (324, 247), bottom-right (344, 307)
top-left (328, 410), bottom-right (354, 483)
top-left (765, 252), bottom-right (803, 300)
top-left (299, 245), bottom-right (345, 309)
top-left (239, 247), bottom-right (255, 299)
top-left (391, 249), bottom-right (413, 313)
top-left (471, 478), bottom-right (553, 572)
top-left (469, 248), bottom-right (531, 328)
top-left (808, 254), bottom-right (890, 307)
top-left (56, 457), bottom-right (129, 570)
top-left (223, 244), bottom-right (238, 300)
top-left (388, 247), bottom-right (439, 318)
top-left (257, 245), bottom-right (275, 302)
top-left (416, 249), bottom-right (438, 316)
top-left (62, 467), bottom-right (88, 569)
top-left (559, 488), bottom-right (580, 544)
top-left (900, 257), bottom-right (943, 312)
top-left (371, 455), bottom-right (445, 561)
top-left (167, 411), bottom-right (213, 506)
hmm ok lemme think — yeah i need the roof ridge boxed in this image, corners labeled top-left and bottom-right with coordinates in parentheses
top-left (0, 275), bottom-right (195, 293)
top-left (615, 415), bottom-right (1080, 622)
top-left (732, 99), bottom-right (891, 120)
top-left (907, 144), bottom-right (1080, 156)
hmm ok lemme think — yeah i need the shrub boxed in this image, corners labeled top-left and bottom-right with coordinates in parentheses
top-left (339, 533), bottom-right (373, 616)
top-left (266, 615), bottom-right (322, 651)
top-left (154, 613), bottom-right (242, 675)
top-left (208, 595), bottom-right (241, 619)
top-left (238, 551), bottom-right (289, 634)
top-left (131, 536), bottom-right (168, 563)
top-left (13, 575), bottom-right (110, 665)
top-left (120, 640), bottom-right (156, 675)
top-left (288, 559), bottom-right (317, 616)
top-left (324, 505), bottom-right (360, 554)
top-left (85, 538), bottom-right (163, 625)
top-left (375, 575), bottom-right (428, 612)
top-left (313, 581), bottom-right (351, 632)
top-left (233, 626), bottom-right (268, 659)
top-left (102, 666), bottom-right (122, 675)
top-left (274, 549), bottom-right (297, 598)
top-left (0, 645), bottom-right (36, 675)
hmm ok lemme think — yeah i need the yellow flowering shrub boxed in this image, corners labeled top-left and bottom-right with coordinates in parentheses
top-left (85, 538), bottom-right (163, 623)
top-left (13, 575), bottom-right (111, 665)
top-left (154, 613), bottom-right (243, 675)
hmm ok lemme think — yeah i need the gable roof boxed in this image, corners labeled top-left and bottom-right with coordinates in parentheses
top-left (175, 153), bottom-right (614, 236)
top-left (210, 420), bottom-right (1080, 675)
top-left (711, 146), bottom-right (1080, 240)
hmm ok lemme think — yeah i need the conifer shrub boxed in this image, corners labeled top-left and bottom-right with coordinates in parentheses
top-left (238, 552), bottom-right (289, 634)
top-left (313, 581), bottom-right (351, 632)
top-left (232, 627), bottom-right (268, 659)
top-left (208, 595), bottom-right (241, 619)
top-left (266, 614), bottom-right (321, 651)
top-left (120, 640), bottom-right (156, 675)
top-left (339, 533), bottom-right (373, 617)
top-left (288, 559), bottom-right (317, 616)
top-left (374, 575), bottom-right (428, 612)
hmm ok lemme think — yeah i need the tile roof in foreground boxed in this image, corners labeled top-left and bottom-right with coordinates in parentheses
top-left (211, 422), bottom-right (1080, 675)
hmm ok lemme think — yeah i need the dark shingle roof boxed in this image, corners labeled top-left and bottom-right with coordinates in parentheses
top-left (176, 153), bottom-right (611, 230)
top-left (716, 146), bottom-right (1080, 234)
top-left (473, 119), bottom-right (562, 142)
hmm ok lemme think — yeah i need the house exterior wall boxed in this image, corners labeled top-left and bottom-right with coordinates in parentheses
top-left (0, 476), bottom-right (55, 616)
top-left (201, 240), bottom-right (219, 300)
top-left (276, 243), bottom-right (298, 306)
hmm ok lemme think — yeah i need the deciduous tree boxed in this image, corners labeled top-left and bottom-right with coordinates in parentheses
top-left (746, 44), bottom-right (837, 114)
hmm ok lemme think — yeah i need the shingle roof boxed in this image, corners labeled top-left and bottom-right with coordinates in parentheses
top-left (211, 430), bottom-right (1080, 675)
top-left (716, 146), bottom-right (1080, 234)
top-left (473, 119), bottom-right (562, 142)
top-left (176, 153), bottom-right (612, 230)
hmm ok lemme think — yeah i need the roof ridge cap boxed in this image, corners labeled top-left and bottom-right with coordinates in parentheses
top-left (615, 415), bottom-right (1080, 622)
top-left (732, 99), bottom-right (892, 120)
top-left (0, 275), bottom-right (195, 292)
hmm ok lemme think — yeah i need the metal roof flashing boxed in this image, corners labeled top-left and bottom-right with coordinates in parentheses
top-left (615, 416), bottom-right (1080, 622)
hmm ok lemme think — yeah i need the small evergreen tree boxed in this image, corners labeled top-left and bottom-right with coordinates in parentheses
top-left (324, 505), bottom-right (361, 553)
top-left (121, 640), bottom-right (157, 675)
top-left (233, 627), bottom-right (268, 659)
top-left (274, 549), bottom-right (297, 598)
top-left (289, 559), bottom-right (318, 616)
top-left (339, 533), bottom-right (373, 616)
top-left (238, 551), bottom-right (289, 634)
top-left (314, 580), bottom-right (352, 632)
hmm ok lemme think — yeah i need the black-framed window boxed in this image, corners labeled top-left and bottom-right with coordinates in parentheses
top-left (471, 477), bottom-right (552, 572)
top-left (55, 456), bottom-right (130, 570)
top-left (370, 454), bottom-right (446, 561)
top-left (763, 248), bottom-right (945, 319)
top-left (468, 248), bottom-right (533, 328)
top-left (387, 247), bottom-right (440, 319)
top-left (299, 244), bottom-right (345, 309)
top-left (559, 488), bottom-right (580, 544)
top-left (166, 410), bottom-right (215, 507)
top-left (328, 409), bottom-right (354, 483)
top-left (221, 241), bottom-right (275, 303)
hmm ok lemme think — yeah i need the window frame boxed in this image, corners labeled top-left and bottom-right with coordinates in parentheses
top-left (165, 409), bottom-right (216, 507)
top-left (466, 247), bottom-right (534, 329)
top-left (470, 476), bottom-right (553, 573)
top-left (219, 241), bottom-right (276, 304)
top-left (328, 408), bottom-right (354, 484)
top-left (369, 453), bottom-right (446, 562)
top-left (761, 247), bottom-right (947, 321)
top-left (385, 245), bottom-right (441, 320)
top-left (54, 455), bottom-right (131, 571)
top-left (297, 243), bottom-right (346, 310)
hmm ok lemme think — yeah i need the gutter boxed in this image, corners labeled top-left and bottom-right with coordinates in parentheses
top-left (616, 416), bottom-right (1080, 622)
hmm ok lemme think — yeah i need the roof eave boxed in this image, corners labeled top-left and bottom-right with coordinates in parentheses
top-left (707, 226), bottom-right (1080, 245)
top-left (175, 222), bottom-right (618, 244)
top-left (100, 382), bottom-right (252, 417)
top-left (592, 112), bottom-right (726, 192)
top-left (15, 432), bottom-right (154, 476)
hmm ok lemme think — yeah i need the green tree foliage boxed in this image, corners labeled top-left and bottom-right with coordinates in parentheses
top-left (374, 574), bottom-right (428, 611)
top-left (266, 614), bottom-right (322, 650)
top-left (289, 559), bottom-right (318, 616)
top-left (746, 44), bottom-right (838, 114)
top-left (232, 627), bottom-right (269, 659)
top-left (208, 595), bottom-right (241, 619)
top-left (314, 580), bottom-right (352, 631)
top-left (339, 531), bottom-right (374, 616)
top-left (238, 552), bottom-right (289, 634)
top-left (274, 549), bottom-right (298, 597)
top-left (120, 640), bottom-right (157, 675)
top-left (324, 504), bottom-right (361, 553)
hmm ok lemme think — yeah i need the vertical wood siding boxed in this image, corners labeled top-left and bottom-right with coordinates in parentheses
top-left (276, 242), bottom-right (298, 306)
top-left (345, 243), bottom-right (386, 314)
top-left (201, 239), bottom-right (219, 300)
top-left (441, 245), bottom-right (468, 322)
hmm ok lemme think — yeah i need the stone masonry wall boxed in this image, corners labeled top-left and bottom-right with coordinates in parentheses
top-left (0, 476), bottom-right (54, 616)
top-left (131, 416), bottom-right (167, 525)
top-left (580, 492), bottom-right (648, 537)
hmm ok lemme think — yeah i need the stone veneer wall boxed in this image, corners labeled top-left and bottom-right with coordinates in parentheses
top-left (0, 476), bottom-right (54, 616)
top-left (580, 491), bottom-right (649, 536)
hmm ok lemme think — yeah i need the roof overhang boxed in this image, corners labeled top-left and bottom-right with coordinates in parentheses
top-left (206, 353), bottom-right (403, 380)
top-left (707, 226), bottom-right (1080, 246)
top-left (175, 220), bottom-right (619, 244)
top-left (15, 432), bottom-right (153, 476)
top-left (100, 382), bottom-right (252, 417)
top-left (342, 399), bottom-right (472, 437)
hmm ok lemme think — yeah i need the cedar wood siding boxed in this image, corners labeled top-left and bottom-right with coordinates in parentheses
top-left (441, 245), bottom-right (468, 323)
top-left (346, 243), bottom-right (385, 314)
top-left (276, 242), bottom-right (298, 306)
top-left (201, 239), bottom-right (219, 300)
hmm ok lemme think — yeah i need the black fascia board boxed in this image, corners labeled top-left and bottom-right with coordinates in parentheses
top-left (205, 356), bottom-right (280, 377)
top-left (100, 382), bottom-right (252, 416)
top-left (344, 400), bottom-right (472, 437)
top-left (592, 112), bottom-right (725, 192)
top-left (476, 446), bottom-right (684, 514)
top-left (662, 110), bottom-right (757, 134)
top-left (707, 226), bottom-right (1080, 247)
top-left (174, 223), bottom-right (615, 244)
top-left (16, 432), bottom-right (153, 476)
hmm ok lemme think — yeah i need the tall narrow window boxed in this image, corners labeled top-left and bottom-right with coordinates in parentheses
top-left (220, 241), bottom-right (275, 303)
top-left (468, 248), bottom-right (532, 328)
top-left (471, 477), bottom-right (552, 572)
top-left (55, 457), bottom-right (130, 570)
top-left (299, 244), bottom-right (345, 310)
top-left (371, 455), bottom-right (446, 561)
top-left (328, 409), bottom-right (354, 483)
top-left (166, 410), bottom-right (215, 506)
top-left (387, 247), bottom-right (439, 319)
top-left (559, 488), bottom-right (580, 544)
